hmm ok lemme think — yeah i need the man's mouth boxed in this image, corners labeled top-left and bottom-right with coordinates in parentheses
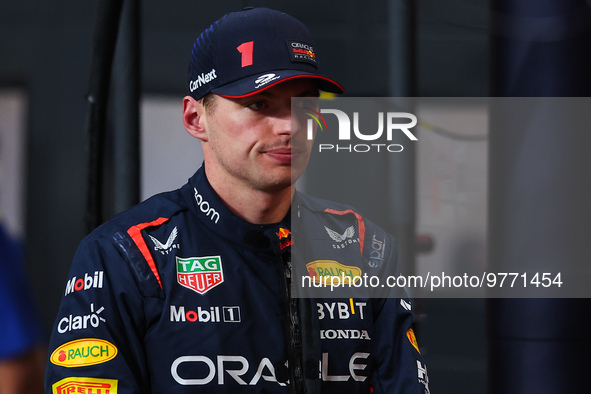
top-left (264, 148), bottom-right (293, 164)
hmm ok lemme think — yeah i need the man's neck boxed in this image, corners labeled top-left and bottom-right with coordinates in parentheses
top-left (205, 170), bottom-right (294, 225)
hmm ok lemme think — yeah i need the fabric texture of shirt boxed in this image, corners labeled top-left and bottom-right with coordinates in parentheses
top-left (45, 166), bottom-right (429, 393)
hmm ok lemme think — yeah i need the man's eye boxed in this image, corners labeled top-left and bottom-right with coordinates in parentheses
top-left (296, 98), bottom-right (319, 113)
top-left (248, 101), bottom-right (266, 110)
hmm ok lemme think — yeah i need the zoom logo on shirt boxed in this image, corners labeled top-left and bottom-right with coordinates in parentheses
top-left (194, 188), bottom-right (220, 224)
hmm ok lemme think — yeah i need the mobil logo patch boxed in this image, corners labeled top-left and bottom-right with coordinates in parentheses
top-left (64, 271), bottom-right (104, 296)
top-left (50, 338), bottom-right (117, 368)
top-left (176, 255), bottom-right (224, 295)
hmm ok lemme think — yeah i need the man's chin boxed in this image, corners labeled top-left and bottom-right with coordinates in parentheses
top-left (290, 168), bottom-right (307, 186)
top-left (290, 157), bottom-right (310, 182)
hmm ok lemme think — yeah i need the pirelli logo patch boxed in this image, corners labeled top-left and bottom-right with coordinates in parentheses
top-left (176, 255), bottom-right (224, 295)
top-left (52, 377), bottom-right (118, 394)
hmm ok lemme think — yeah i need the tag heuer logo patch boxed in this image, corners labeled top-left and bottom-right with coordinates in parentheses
top-left (176, 256), bottom-right (223, 294)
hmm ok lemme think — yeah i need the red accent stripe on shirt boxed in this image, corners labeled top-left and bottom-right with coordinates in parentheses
top-left (127, 217), bottom-right (170, 289)
top-left (324, 208), bottom-right (365, 255)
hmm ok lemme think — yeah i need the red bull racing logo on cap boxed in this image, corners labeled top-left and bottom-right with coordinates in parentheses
top-left (176, 256), bottom-right (224, 294)
top-left (288, 40), bottom-right (317, 65)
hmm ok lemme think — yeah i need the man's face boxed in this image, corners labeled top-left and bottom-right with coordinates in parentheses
top-left (197, 79), bottom-right (319, 194)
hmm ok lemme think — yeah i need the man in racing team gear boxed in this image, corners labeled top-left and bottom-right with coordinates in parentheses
top-left (45, 7), bottom-right (429, 393)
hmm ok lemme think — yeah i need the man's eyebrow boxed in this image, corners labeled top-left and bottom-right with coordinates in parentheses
top-left (241, 90), bottom-right (273, 101)
top-left (249, 87), bottom-right (320, 99)
top-left (297, 88), bottom-right (320, 97)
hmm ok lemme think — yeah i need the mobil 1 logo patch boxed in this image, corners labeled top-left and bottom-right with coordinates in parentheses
top-left (176, 255), bottom-right (224, 295)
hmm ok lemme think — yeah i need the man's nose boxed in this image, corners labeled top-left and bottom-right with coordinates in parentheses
top-left (274, 104), bottom-right (296, 135)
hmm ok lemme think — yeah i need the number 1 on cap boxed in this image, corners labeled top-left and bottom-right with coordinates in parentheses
top-left (237, 41), bottom-right (254, 67)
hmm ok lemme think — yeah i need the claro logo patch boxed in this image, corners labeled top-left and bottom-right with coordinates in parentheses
top-left (50, 338), bottom-right (117, 367)
top-left (52, 377), bottom-right (118, 394)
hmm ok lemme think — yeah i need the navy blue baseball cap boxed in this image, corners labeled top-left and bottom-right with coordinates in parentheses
top-left (187, 7), bottom-right (344, 100)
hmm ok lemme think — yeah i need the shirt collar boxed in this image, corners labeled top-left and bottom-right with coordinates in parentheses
top-left (185, 165), bottom-right (291, 254)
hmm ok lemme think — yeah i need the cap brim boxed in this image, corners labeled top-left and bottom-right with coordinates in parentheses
top-left (212, 70), bottom-right (344, 98)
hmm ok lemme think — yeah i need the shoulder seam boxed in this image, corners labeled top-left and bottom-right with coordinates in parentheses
top-left (324, 208), bottom-right (366, 255)
top-left (127, 217), bottom-right (170, 289)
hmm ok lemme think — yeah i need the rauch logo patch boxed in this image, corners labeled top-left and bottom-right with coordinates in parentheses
top-left (50, 338), bottom-right (117, 367)
top-left (176, 256), bottom-right (224, 295)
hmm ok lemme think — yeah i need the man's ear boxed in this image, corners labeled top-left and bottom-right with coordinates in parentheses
top-left (183, 96), bottom-right (207, 141)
